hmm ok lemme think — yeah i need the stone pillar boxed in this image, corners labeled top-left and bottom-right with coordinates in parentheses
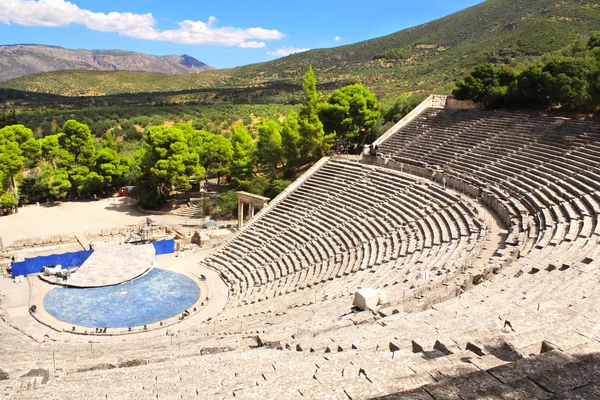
top-left (238, 198), bottom-right (244, 229)
top-left (237, 191), bottom-right (270, 229)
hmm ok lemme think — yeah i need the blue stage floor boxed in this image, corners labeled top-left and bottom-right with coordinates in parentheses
top-left (44, 268), bottom-right (200, 329)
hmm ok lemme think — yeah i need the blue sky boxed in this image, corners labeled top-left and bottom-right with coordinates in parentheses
top-left (0, 0), bottom-right (484, 69)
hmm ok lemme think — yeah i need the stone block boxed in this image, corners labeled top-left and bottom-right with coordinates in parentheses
top-left (256, 335), bottom-right (284, 349)
top-left (433, 340), bottom-right (453, 355)
top-left (60, 235), bottom-right (73, 243)
top-left (541, 340), bottom-right (558, 353)
top-left (376, 288), bottom-right (389, 304)
top-left (12, 239), bottom-right (23, 248)
top-left (466, 341), bottom-right (486, 356)
top-left (411, 340), bottom-right (424, 353)
top-left (353, 288), bottom-right (380, 311)
top-left (33, 237), bottom-right (42, 246)
top-left (110, 228), bottom-right (119, 236)
top-left (50, 236), bottom-right (61, 244)
top-left (23, 238), bottom-right (34, 247)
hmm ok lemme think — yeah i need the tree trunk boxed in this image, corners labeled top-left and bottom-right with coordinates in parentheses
top-left (10, 175), bottom-right (18, 213)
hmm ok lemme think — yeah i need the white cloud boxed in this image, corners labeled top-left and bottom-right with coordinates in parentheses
top-left (0, 0), bottom-right (285, 47)
top-left (154, 20), bottom-right (283, 46)
top-left (239, 41), bottom-right (265, 49)
top-left (266, 46), bottom-right (310, 57)
top-left (333, 36), bottom-right (341, 42)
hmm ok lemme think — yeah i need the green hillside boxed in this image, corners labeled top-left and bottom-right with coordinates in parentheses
top-left (0, 70), bottom-right (230, 97)
top-left (227, 0), bottom-right (600, 96)
top-left (2, 0), bottom-right (600, 98)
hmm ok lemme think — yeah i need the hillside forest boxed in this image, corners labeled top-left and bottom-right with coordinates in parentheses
top-left (0, 67), bottom-right (415, 216)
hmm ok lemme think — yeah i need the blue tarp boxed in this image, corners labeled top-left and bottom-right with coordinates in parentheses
top-left (152, 238), bottom-right (175, 255)
top-left (11, 238), bottom-right (175, 277)
top-left (11, 249), bottom-right (94, 278)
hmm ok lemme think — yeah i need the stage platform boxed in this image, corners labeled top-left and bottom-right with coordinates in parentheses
top-left (44, 244), bottom-right (156, 288)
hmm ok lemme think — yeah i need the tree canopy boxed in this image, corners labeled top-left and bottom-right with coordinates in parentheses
top-left (136, 125), bottom-right (205, 209)
top-left (453, 63), bottom-right (516, 107)
top-left (229, 125), bottom-right (256, 181)
top-left (319, 83), bottom-right (381, 146)
top-left (256, 118), bottom-right (283, 169)
top-left (453, 34), bottom-right (600, 109)
top-left (191, 130), bottom-right (233, 184)
top-left (297, 66), bottom-right (333, 162)
top-left (0, 125), bottom-right (36, 208)
top-left (0, 66), bottom-right (391, 212)
top-left (281, 111), bottom-right (301, 168)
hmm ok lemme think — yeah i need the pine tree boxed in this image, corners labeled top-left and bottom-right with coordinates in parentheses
top-left (319, 83), bottom-right (381, 146)
top-left (229, 125), bottom-right (256, 181)
top-left (281, 111), bottom-right (301, 168)
top-left (256, 118), bottom-right (283, 170)
top-left (297, 66), bottom-right (333, 162)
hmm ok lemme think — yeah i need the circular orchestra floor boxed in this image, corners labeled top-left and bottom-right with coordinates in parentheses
top-left (43, 268), bottom-right (200, 329)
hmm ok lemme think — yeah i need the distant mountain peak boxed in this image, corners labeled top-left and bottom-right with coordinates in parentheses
top-left (180, 54), bottom-right (207, 68)
top-left (0, 44), bottom-right (213, 82)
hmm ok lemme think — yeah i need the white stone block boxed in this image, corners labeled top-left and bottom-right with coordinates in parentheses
top-left (376, 289), bottom-right (389, 305)
top-left (353, 288), bottom-right (380, 311)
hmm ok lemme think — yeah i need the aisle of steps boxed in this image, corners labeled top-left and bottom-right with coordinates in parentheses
top-left (173, 203), bottom-right (204, 218)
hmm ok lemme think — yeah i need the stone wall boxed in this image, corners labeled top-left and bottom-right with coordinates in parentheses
top-left (8, 233), bottom-right (78, 250)
top-left (1, 225), bottom-right (175, 262)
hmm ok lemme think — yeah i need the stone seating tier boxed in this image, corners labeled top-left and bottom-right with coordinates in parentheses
top-left (201, 158), bottom-right (489, 317)
top-left (378, 107), bottom-right (600, 258)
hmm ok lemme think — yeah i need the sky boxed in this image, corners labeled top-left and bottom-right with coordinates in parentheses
top-left (0, 0), bottom-right (484, 69)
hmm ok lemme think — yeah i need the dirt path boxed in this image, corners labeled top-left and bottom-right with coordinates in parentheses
top-left (0, 198), bottom-right (201, 246)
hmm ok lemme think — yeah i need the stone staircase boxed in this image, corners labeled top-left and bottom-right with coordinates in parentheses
top-left (172, 203), bottom-right (203, 218)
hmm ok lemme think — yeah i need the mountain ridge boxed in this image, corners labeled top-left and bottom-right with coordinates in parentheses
top-left (0, 44), bottom-right (213, 82)
top-left (1, 0), bottom-right (599, 97)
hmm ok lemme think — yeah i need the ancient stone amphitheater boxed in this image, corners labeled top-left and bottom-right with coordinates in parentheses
top-left (3, 95), bottom-right (600, 399)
